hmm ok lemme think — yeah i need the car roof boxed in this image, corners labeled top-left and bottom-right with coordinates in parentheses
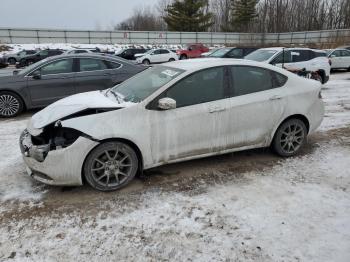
top-left (162, 58), bottom-right (280, 72)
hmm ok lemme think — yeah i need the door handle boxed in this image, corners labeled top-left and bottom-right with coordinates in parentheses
top-left (209, 106), bottom-right (226, 113)
top-left (269, 95), bottom-right (282, 101)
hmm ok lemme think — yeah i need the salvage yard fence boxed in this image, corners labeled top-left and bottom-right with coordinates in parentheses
top-left (0, 27), bottom-right (349, 47)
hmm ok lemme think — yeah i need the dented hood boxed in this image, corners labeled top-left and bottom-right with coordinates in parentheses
top-left (30, 90), bottom-right (134, 129)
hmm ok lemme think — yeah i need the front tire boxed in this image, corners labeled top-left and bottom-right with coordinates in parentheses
top-left (84, 141), bottom-right (139, 191)
top-left (168, 58), bottom-right (175, 62)
top-left (142, 59), bottom-right (150, 65)
top-left (0, 91), bottom-right (24, 117)
top-left (272, 119), bottom-right (307, 157)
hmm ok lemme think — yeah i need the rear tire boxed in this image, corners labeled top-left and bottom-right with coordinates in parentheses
top-left (142, 59), bottom-right (150, 65)
top-left (84, 141), bottom-right (139, 191)
top-left (168, 58), bottom-right (175, 62)
top-left (272, 119), bottom-right (307, 157)
top-left (7, 58), bottom-right (16, 65)
top-left (0, 91), bottom-right (24, 117)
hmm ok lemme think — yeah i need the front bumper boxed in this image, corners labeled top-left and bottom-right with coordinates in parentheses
top-left (20, 130), bottom-right (99, 186)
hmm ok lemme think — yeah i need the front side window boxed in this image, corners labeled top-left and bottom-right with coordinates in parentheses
top-left (153, 50), bottom-right (161, 55)
top-left (245, 49), bottom-right (278, 62)
top-left (230, 66), bottom-right (275, 96)
top-left (291, 50), bottom-right (311, 62)
top-left (161, 49), bottom-right (170, 54)
top-left (271, 51), bottom-right (292, 64)
top-left (79, 58), bottom-right (108, 72)
top-left (164, 67), bottom-right (226, 108)
top-left (112, 66), bottom-right (184, 103)
top-left (226, 48), bottom-right (243, 58)
top-left (39, 59), bottom-right (73, 75)
top-left (209, 48), bottom-right (231, 57)
top-left (332, 50), bottom-right (342, 57)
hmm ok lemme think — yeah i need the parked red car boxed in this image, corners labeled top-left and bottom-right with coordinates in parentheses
top-left (176, 43), bottom-right (209, 60)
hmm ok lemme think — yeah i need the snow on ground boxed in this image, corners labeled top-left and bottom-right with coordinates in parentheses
top-left (1, 140), bottom-right (349, 261)
top-left (0, 72), bottom-right (350, 261)
top-left (321, 72), bottom-right (350, 131)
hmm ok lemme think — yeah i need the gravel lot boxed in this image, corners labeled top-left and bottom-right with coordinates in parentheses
top-left (0, 71), bottom-right (350, 262)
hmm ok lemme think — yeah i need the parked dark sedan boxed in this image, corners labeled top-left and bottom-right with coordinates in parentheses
top-left (207, 47), bottom-right (258, 59)
top-left (116, 48), bottom-right (147, 60)
top-left (16, 49), bottom-right (65, 68)
top-left (0, 54), bottom-right (145, 117)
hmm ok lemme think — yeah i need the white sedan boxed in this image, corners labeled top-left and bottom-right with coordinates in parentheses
top-left (135, 49), bottom-right (178, 65)
top-left (326, 49), bottom-right (350, 70)
top-left (20, 59), bottom-right (324, 191)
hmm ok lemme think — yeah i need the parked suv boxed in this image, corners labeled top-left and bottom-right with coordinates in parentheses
top-left (326, 49), bottom-right (350, 70)
top-left (176, 43), bottom-right (209, 60)
top-left (2, 50), bottom-right (37, 65)
top-left (116, 48), bottom-right (147, 60)
top-left (16, 49), bottom-right (64, 68)
top-left (208, 47), bottom-right (258, 59)
top-left (245, 47), bottom-right (331, 84)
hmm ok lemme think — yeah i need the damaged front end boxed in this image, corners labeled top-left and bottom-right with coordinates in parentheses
top-left (19, 121), bottom-right (99, 186)
top-left (20, 122), bottom-right (88, 162)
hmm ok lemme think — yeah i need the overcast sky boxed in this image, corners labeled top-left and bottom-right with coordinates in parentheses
top-left (0, 0), bottom-right (159, 30)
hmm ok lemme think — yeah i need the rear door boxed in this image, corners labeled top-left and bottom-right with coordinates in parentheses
top-left (151, 50), bottom-right (163, 63)
top-left (330, 50), bottom-right (343, 68)
top-left (220, 65), bottom-right (287, 149)
top-left (160, 49), bottom-right (171, 62)
top-left (75, 58), bottom-right (113, 93)
top-left (27, 58), bottom-right (76, 107)
top-left (341, 50), bottom-right (350, 68)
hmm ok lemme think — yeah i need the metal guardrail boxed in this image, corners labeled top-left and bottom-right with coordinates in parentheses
top-left (0, 27), bottom-right (349, 46)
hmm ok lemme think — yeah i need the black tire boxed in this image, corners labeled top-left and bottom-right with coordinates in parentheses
top-left (84, 141), bottom-right (139, 192)
top-left (0, 91), bottom-right (24, 117)
top-left (168, 58), bottom-right (175, 62)
top-left (142, 59), bottom-right (150, 65)
top-left (272, 119), bottom-right (307, 157)
top-left (347, 67), bottom-right (350, 72)
top-left (7, 58), bottom-right (16, 65)
top-left (180, 54), bottom-right (187, 60)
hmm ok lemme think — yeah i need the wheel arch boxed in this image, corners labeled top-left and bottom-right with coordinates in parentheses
top-left (81, 137), bottom-right (144, 183)
top-left (271, 114), bottom-right (310, 145)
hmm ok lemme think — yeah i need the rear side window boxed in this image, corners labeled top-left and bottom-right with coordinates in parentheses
top-left (79, 58), bottom-right (108, 72)
top-left (291, 50), bottom-right (311, 62)
top-left (105, 60), bottom-right (121, 69)
top-left (314, 52), bottom-right (327, 57)
top-left (164, 67), bottom-right (226, 108)
top-left (230, 66), bottom-right (277, 96)
top-left (341, 50), bottom-right (350, 57)
top-left (273, 72), bottom-right (288, 87)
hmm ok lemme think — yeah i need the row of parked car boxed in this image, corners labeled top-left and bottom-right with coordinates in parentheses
top-left (0, 43), bottom-right (349, 118)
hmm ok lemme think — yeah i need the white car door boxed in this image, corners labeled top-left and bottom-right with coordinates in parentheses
top-left (147, 66), bottom-right (230, 163)
top-left (160, 49), bottom-right (171, 62)
top-left (341, 50), bottom-right (350, 68)
top-left (218, 66), bottom-right (286, 149)
top-left (151, 50), bottom-right (163, 63)
top-left (330, 50), bottom-right (343, 68)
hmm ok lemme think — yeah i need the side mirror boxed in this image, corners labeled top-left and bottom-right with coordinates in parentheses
top-left (158, 97), bottom-right (176, 110)
top-left (32, 71), bottom-right (41, 80)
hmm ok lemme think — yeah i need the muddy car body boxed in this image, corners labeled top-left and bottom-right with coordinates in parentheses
top-left (20, 59), bottom-right (324, 191)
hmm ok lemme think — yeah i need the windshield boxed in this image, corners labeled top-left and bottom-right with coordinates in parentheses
top-left (110, 66), bottom-right (185, 103)
top-left (245, 49), bottom-right (278, 62)
top-left (209, 48), bottom-right (231, 57)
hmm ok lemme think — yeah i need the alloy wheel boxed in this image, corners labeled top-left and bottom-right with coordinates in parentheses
top-left (279, 123), bottom-right (305, 154)
top-left (0, 94), bottom-right (20, 117)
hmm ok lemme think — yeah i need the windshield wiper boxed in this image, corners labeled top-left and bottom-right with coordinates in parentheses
top-left (106, 89), bottom-right (124, 104)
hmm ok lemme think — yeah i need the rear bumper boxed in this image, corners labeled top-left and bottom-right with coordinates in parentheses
top-left (20, 130), bottom-right (98, 186)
